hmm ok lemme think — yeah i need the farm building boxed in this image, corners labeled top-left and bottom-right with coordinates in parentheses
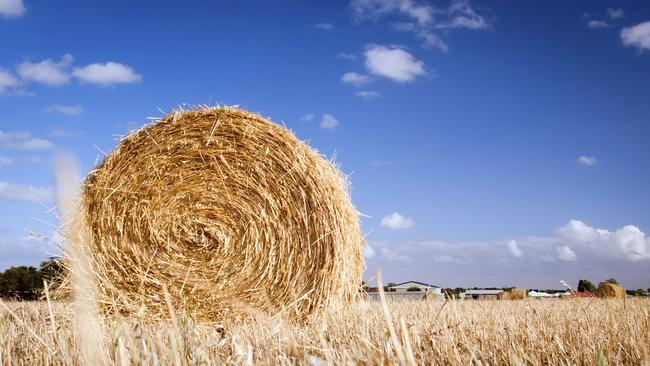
top-left (463, 290), bottom-right (503, 299)
top-left (365, 281), bottom-right (445, 301)
top-left (388, 281), bottom-right (442, 294)
top-left (528, 291), bottom-right (553, 298)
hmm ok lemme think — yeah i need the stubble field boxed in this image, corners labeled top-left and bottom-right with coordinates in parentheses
top-left (1, 297), bottom-right (648, 365)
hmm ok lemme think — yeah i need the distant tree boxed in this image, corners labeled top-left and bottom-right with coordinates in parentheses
top-left (577, 279), bottom-right (595, 292)
top-left (38, 257), bottom-right (66, 289)
top-left (406, 286), bottom-right (421, 292)
top-left (0, 266), bottom-right (42, 300)
top-left (603, 278), bottom-right (619, 285)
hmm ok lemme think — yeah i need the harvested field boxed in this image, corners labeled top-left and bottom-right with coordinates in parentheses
top-left (1, 298), bottom-right (649, 365)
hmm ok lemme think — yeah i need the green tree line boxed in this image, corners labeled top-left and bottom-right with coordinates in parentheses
top-left (0, 258), bottom-right (64, 300)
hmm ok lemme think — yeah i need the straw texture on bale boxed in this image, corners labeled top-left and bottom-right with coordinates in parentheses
top-left (510, 288), bottom-right (527, 300)
top-left (79, 106), bottom-right (364, 321)
top-left (595, 283), bottom-right (625, 299)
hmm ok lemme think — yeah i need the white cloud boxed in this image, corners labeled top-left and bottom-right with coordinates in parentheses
top-left (577, 155), bottom-right (597, 166)
top-left (588, 20), bottom-right (610, 29)
top-left (0, 181), bottom-right (53, 203)
top-left (338, 53), bottom-right (357, 60)
top-left (355, 90), bottom-right (382, 100)
top-left (17, 54), bottom-right (73, 86)
top-left (381, 247), bottom-right (410, 261)
top-left (507, 239), bottom-right (523, 258)
top-left (417, 31), bottom-right (448, 52)
top-left (438, 0), bottom-right (488, 30)
top-left (365, 219), bottom-right (650, 288)
top-left (0, 155), bottom-right (12, 167)
top-left (364, 245), bottom-right (376, 258)
top-left (0, 130), bottom-right (28, 145)
top-left (21, 138), bottom-right (55, 149)
top-left (0, 0), bottom-right (25, 18)
top-left (556, 245), bottom-right (577, 261)
top-left (391, 22), bottom-right (450, 52)
top-left (364, 45), bottom-right (426, 82)
top-left (320, 113), bottom-right (339, 129)
top-left (381, 212), bottom-right (415, 229)
top-left (72, 62), bottom-right (142, 86)
top-left (621, 21), bottom-right (650, 52)
top-left (350, 0), bottom-right (433, 26)
top-left (46, 104), bottom-right (84, 116)
top-left (300, 113), bottom-right (314, 122)
top-left (0, 130), bottom-right (55, 150)
top-left (341, 72), bottom-right (373, 86)
top-left (556, 219), bottom-right (650, 261)
top-left (556, 219), bottom-right (598, 243)
top-left (0, 68), bottom-right (19, 93)
top-left (351, 0), bottom-right (487, 51)
top-left (607, 8), bottom-right (624, 20)
top-left (315, 22), bottom-right (334, 31)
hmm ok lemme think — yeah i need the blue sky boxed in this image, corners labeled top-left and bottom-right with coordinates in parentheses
top-left (1, 0), bottom-right (649, 289)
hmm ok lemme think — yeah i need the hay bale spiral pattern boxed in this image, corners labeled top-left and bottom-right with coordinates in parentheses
top-left (81, 107), bottom-right (364, 320)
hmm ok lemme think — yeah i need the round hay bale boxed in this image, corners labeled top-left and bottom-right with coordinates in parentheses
top-left (79, 106), bottom-right (364, 320)
top-left (595, 283), bottom-right (625, 299)
top-left (510, 288), bottom-right (527, 300)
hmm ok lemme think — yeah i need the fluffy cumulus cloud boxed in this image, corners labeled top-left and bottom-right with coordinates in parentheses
top-left (507, 239), bottom-right (523, 258)
top-left (0, 0), bottom-right (25, 18)
top-left (341, 72), bottom-right (373, 87)
top-left (556, 245), bottom-right (577, 261)
top-left (577, 155), bottom-right (596, 166)
top-left (5, 54), bottom-right (142, 90)
top-left (556, 219), bottom-right (650, 261)
top-left (72, 62), bottom-right (142, 86)
top-left (364, 45), bottom-right (426, 82)
top-left (320, 113), bottom-right (339, 129)
top-left (365, 219), bottom-right (650, 288)
top-left (17, 54), bottom-right (73, 86)
top-left (0, 181), bottom-right (53, 203)
top-left (46, 104), bottom-right (84, 116)
top-left (621, 21), bottom-right (650, 52)
top-left (381, 212), bottom-right (415, 229)
top-left (0, 68), bottom-right (19, 93)
top-left (350, 0), bottom-right (488, 51)
top-left (0, 130), bottom-right (55, 150)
